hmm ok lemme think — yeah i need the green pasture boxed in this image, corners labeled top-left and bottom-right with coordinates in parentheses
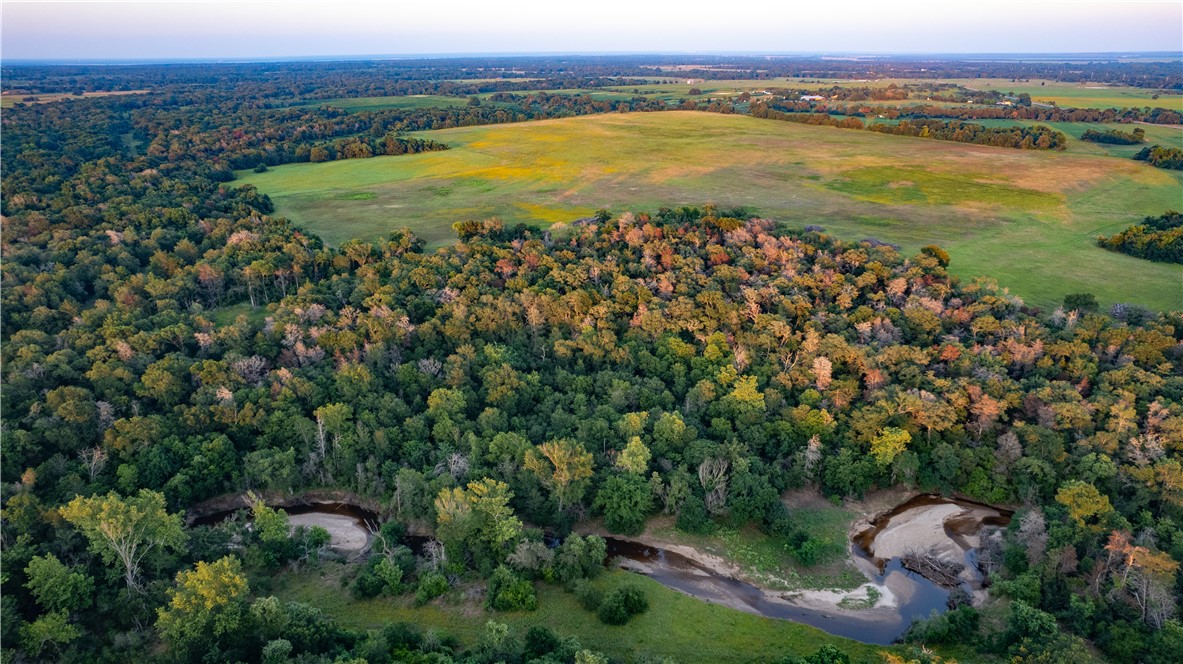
top-left (272, 565), bottom-right (893, 663)
top-left (602, 78), bottom-right (795, 101)
top-left (949, 78), bottom-right (1182, 111)
top-left (789, 77), bottom-right (1182, 110)
top-left (237, 111), bottom-right (1182, 310)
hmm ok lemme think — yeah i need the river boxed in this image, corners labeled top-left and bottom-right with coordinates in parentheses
top-left (195, 493), bottom-right (1010, 645)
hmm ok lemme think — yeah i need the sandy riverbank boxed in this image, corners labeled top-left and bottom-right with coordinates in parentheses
top-left (581, 489), bottom-right (1010, 624)
top-left (288, 512), bottom-right (371, 553)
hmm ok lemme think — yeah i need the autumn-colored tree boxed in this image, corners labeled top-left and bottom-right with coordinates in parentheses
top-left (617, 437), bottom-right (652, 475)
top-left (871, 427), bottom-right (911, 466)
top-left (156, 556), bottom-right (250, 645)
top-left (1055, 480), bottom-right (1114, 530)
top-left (525, 439), bottom-right (594, 511)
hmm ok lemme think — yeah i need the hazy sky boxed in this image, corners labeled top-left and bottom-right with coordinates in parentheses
top-left (3, 0), bottom-right (1181, 61)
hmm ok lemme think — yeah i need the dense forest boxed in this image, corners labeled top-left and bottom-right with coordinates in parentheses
top-left (2, 58), bottom-right (1182, 664)
top-left (1098, 211), bottom-right (1183, 263)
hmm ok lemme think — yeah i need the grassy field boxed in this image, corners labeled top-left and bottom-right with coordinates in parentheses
top-left (604, 78), bottom-right (796, 101)
top-left (646, 504), bottom-right (865, 592)
top-left (237, 112), bottom-right (1181, 310)
top-left (787, 77), bottom-right (1182, 110)
top-left (0, 89), bottom-right (150, 108)
top-left (272, 563), bottom-right (894, 663)
top-left (948, 78), bottom-right (1183, 111)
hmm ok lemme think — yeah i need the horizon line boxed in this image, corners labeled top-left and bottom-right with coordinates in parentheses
top-left (4, 50), bottom-right (1181, 67)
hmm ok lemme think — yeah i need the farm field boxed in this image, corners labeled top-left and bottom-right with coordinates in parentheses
top-left (0, 89), bottom-right (149, 108)
top-left (602, 78), bottom-right (795, 100)
top-left (273, 565), bottom-right (893, 664)
top-left (238, 111), bottom-right (1182, 310)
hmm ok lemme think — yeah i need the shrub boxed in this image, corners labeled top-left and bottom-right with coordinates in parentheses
top-left (616, 585), bottom-right (649, 615)
top-left (554, 535), bottom-right (607, 583)
top-left (676, 495), bottom-right (712, 534)
top-left (524, 625), bottom-right (561, 659)
top-left (920, 244), bottom-right (951, 266)
top-left (1063, 293), bottom-right (1099, 312)
top-left (572, 579), bottom-right (603, 611)
top-left (788, 534), bottom-right (821, 566)
top-left (415, 572), bottom-right (449, 605)
top-left (596, 585), bottom-right (648, 625)
top-left (381, 622), bottom-right (423, 650)
top-left (597, 596), bottom-right (631, 625)
top-left (487, 565), bottom-right (537, 611)
top-left (350, 558), bottom-right (386, 599)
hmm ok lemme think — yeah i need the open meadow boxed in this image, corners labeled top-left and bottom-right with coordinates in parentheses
top-left (273, 565), bottom-right (893, 664)
top-left (238, 111), bottom-right (1182, 310)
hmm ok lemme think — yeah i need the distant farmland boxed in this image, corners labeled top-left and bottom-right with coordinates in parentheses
top-left (237, 111), bottom-right (1182, 310)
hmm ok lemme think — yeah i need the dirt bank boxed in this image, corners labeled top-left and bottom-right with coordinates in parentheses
top-left (186, 489), bottom-right (384, 521)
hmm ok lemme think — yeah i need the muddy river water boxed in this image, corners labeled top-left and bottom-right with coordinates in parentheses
top-left (196, 493), bottom-right (1010, 645)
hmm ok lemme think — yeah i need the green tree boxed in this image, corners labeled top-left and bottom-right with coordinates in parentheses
top-left (59, 490), bottom-right (186, 592)
top-left (435, 478), bottom-right (523, 564)
top-left (24, 554), bottom-right (93, 612)
top-left (595, 474), bottom-right (653, 535)
top-left (20, 610), bottom-right (80, 657)
top-left (244, 447), bottom-right (298, 492)
top-left (156, 556), bottom-right (250, 646)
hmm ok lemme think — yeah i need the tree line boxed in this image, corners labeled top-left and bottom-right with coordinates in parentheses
top-left (1098, 211), bottom-right (1183, 263)
top-left (766, 99), bottom-right (1183, 126)
top-left (1133, 144), bottom-right (1183, 170)
top-left (749, 102), bottom-right (1067, 150)
top-left (1080, 127), bottom-right (1146, 145)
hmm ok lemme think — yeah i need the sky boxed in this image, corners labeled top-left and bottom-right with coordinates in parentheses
top-left (2, 0), bottom-right (1181, 61)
